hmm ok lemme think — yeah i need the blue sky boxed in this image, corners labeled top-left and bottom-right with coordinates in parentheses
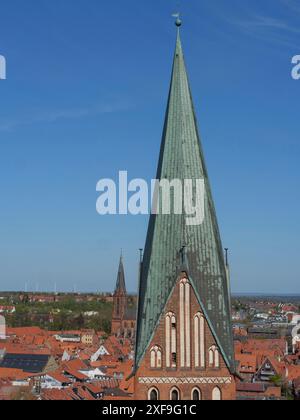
top-left (0, 0), bottom-right (299, 294)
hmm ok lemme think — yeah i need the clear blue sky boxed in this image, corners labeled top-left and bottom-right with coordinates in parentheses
top-left (0, 0), bottom-right (299, 294)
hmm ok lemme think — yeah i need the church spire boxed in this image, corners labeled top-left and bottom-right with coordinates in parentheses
top-left (115, 252), bottom-right (126, 294)
top-left (134, 21), bottom-right (235, 373)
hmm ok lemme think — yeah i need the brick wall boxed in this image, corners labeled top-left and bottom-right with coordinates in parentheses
top-left (134, 275), bottom-right (236, 400)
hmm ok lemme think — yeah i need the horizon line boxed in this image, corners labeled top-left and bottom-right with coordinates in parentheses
top-left (0, 290), bottom-right (299, 297)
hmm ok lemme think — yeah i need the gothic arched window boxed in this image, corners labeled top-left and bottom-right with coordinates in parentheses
top-left (150, 346), bottom-right (163, 369)
top-left (170, 387), bottom-right (180, 401)
top-left (165, 312), bottom-right (177, 368)
top-left (194, 312), bottom-right (205, 368)
top-left (192, 388), bottom-right (202, 401)
top-left (179, 279), bottom-right (191, 368)
top-left (149, 388), bottom-right (159, 401)
top-left (212, 387), bottom-right (222, 401)
top-left (208, 345), bottom-right (220, 368)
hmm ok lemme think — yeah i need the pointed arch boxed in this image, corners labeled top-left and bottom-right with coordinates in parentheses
top-left (194, 312), bottom-right (205, 368)
top-left (150, 345), bottom-right (163, 369)
top-left (192, 387), bottom-right (202, 400)
top-left (170, 387), bottom-right (180, 401)
top-left (209, 345), bottom-right (220, 368)
top-left (165, 312), bottom-right (177, 368)
top-left (179, 278), bottom-right (191, 368)
top-left (212, 387), bottom-right (222, 401)
top-left (148, 387), bottom-right (159, 401)
top-left (150, 348), bottom-right (156, 368)
top-left (209, 347), bottom-right (214, 366)
top-left (157, 348), bottom-right (162, 368)
top-left (215, 347), bottom-right (220, 368)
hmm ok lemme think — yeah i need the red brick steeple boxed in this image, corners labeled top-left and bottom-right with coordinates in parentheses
top-left (111, 254), bottom-right (127, 336)
top-left (133, 18), bottom-right (236, 400)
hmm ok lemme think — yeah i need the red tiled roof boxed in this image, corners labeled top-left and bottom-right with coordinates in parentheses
top-left (7, 327), bottom-right (45, 336)
top-left (64, 358), bottom-right (87, 369)
top-left (287, 365), bottom-right (300, 381)
top-left (236, 382), bottom-right (265, 393)
top-left (0, 343), bottom-right (50, 356)
top-left (46, 370), bottom-right (72, 384)
top-left (258, 356), bottom-right (286, 378)
top-left (241, 339), bottom-right (287, 354)
top-left (41, 389), bottom-right (76, 401)
top-left (63, 368), bottom-right (87, 381)
top-left (0, 368), bottom-right (31, 380)
top-left (76, 387), bottom-right (96, 401)
top-left (235, 354), bottom-right (257, 374)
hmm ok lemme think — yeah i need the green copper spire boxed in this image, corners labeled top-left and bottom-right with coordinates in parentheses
top-left (135, 24), bottom-right (235, 372)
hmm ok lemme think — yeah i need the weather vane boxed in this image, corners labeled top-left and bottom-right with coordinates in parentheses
top-left (172, 12), bottom-right (182, 27)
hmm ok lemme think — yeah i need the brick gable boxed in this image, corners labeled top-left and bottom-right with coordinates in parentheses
top-left (134, 274), bottom-right (236, 400)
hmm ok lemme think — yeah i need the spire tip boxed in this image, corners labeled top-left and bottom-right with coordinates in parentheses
top-left (172, 13), bottom-right (182, 28)
top-left (175, 18), bottom-right (182, 27)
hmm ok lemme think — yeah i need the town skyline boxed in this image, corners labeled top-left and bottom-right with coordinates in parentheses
top-left (0, 0), bottom-right (299, 402)
top-left (1, 1), bottom-right (299, 294)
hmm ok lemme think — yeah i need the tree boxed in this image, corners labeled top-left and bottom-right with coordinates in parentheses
top-left (270, 375), bottom-right (294, 400)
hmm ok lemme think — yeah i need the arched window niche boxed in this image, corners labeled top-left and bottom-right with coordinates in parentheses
top-left (148, 387), bottom-right (159, 401)
top-left (170, 387), bottom-right (180, 401)
top-left (165, 312), bottom-right (177, 368)
top-left (192, 387), bottom-right (202, 400)
top-left (212, 387), bottom-right (222, 401)
top-left (150, 346), bottom-right (162, 369)
top-left (194, 312), bottom-right (205, 368)
top-left (208, 345), bottom-right (220, 369)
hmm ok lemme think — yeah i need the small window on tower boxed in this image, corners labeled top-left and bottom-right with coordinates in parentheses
top-left (150, 346), bottom-right (163, 369)
top-left (116, 298), bottom-right (120, 316)
top-left (171, 388), bottom-right (180, 401)
top-left (157, 349), bottom-right (162, 368)
top-left (192, 388), bottom-right (201, 401)
top-left (149, 388), bottom-right (159, 401)
top-left (171, 352), bottom-right (177, 365)
top-left (208, 345), bottom-right (220, 369)
top-left (171, 314), bottom-right (176, 327)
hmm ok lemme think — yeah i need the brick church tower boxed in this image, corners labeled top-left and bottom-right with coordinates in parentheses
top-left (111, 255), bottom-right (127, 336)
top-left (133, 18), bottom-right (236, 400)
top-left (111, 255), bottom-right (137, 338)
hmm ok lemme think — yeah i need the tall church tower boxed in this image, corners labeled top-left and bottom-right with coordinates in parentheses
top-left (134, 19), bottom-right (236, 400)
top-left (111, 254), bottom-right (127, 336)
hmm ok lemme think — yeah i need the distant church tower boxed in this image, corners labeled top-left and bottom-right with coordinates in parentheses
top-left (134, 19), bottom-right (236, 400)
top-left (111, 255), bottom-right (127, 336)
top-left (111, 255), bottom-right (137, 338)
